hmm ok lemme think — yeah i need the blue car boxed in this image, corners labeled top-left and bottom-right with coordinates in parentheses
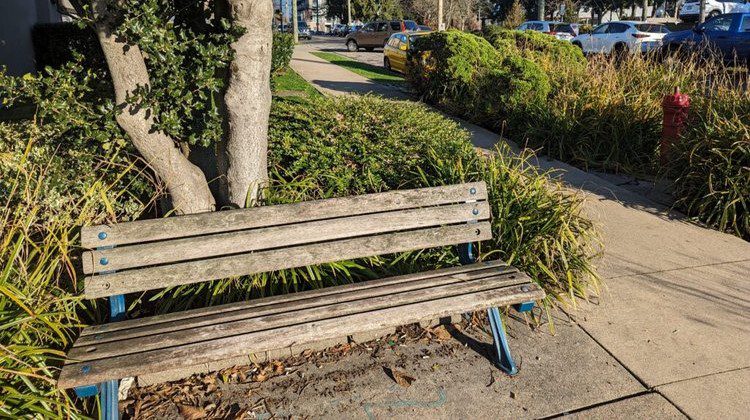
top-left (662, 12), bottom-right (750, 63)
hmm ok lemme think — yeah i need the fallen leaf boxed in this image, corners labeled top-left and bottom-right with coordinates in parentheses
top-left (431, 325), bottom-right (452, 341)
top-left (177, 404), bottom-right (207, 419)
top-left (272, 361), bottom-right (284, 374)
top-left (385, 367), bottom-right (415, 388)
top-left (254, 373), bottom-right (268, 382)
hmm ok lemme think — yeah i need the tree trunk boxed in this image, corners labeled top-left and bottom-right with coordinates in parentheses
top-left (92, 0), bottom-right (215, 215)
top-left (223, 0), bottom-right (273, 208)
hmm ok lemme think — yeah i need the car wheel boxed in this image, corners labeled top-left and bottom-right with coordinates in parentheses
top-left (346, 40), bottom-right (358, 52)
top-left (384, 57), bottom-right (391, 70)
top-left (572, 41), bottom-right (584, 53)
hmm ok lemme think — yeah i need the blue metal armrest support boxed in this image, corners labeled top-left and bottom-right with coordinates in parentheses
top-left (74, 236), bottom-right (122, 420)
top-left (458, 242), bottom-right (534, 376)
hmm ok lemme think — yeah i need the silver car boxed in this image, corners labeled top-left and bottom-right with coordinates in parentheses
top-left (517, 21), bottom-right (577, 41)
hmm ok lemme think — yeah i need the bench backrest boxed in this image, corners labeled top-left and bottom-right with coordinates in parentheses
top-left (81, 182), bottom-right (491, 298)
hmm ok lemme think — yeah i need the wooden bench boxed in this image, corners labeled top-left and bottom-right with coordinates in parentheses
top-left (59, 182), bottom-right (544, 418)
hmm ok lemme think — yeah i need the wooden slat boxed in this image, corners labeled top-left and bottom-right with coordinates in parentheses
top-left (80, 260), bottom-right (510, 337)
top-left (70, 272), bottom-right (530, 361)
top-left (72, 265), bottom-right (523, 354)
top-left (82, 201), bottom-right (490, 274)
top-left (81, 182), bottom-right (488, 248)
top-left (84, 222), bottom-right (493, 298)
top-left (58, 282), bottom-right (544, 389)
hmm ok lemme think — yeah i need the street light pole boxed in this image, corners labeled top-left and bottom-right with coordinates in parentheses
top-left (537, 0), bottom-right (545, 20)
top-left (316, 0), bottom-right (320, 32)
top-left (292, 0), bottom-right (298, 43)
top-left (699, 0), bottom-right (706, 23)
top-left (438, 0), bottom-right (444, 30)
top-left (348, 0), bottom-right (352, 24)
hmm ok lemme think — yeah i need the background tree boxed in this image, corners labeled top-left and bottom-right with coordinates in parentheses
top-left (328, 0), bottom-right (403, 21)
top-left (502, 0), bottom-right (526, 27)
top-left (57, 0), bottom-right (272, 213)
top-left (561, 0), bottom-right (579, 22)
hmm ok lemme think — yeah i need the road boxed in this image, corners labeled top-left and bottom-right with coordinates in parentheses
top-left (300, 35), bottom-right (387, 68)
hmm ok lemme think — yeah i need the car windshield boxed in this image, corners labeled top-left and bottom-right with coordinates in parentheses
top-left (635, 24), bottom-right (669, 33)
top-left (404, 20), bottom-right (418, 31)
top-left (550, 24), bottom-right (574, 34)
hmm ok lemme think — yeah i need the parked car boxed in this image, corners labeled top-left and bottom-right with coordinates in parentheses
top-left (345, 20), bottom-right (420, 51)
top-left (662, 12), bottom-right (750, 63)
top-left (679, 0), bottom-right (749, 23)
top-left (345, 24), bottom-right (362, 35)
top-left (331, 23), bottom-right (347, 36)
top-left (572, 21), bottom-right (670, 54)
top-left (517, 21), bottom-right (578, 41)
top-left (297, 21), bottom-right (311, 40)
top-left (418, 25), bottom-right (432, 31)
top-left (383, 31), bottom-right (431, 73)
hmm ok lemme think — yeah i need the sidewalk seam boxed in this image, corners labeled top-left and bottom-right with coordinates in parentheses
top-left (654, 366), bottom-right (750, 388)
top-left (603, 258), bottom-right (750, 280)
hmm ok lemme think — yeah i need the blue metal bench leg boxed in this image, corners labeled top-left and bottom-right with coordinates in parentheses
top-left (487, 307), bottom-right (518, 375)
top-left (487, 301), bottom-right (535, 376)
top-left (74, 294), bottom-right (124, 420)
top-left (100, 379), bottom-right (119, 420)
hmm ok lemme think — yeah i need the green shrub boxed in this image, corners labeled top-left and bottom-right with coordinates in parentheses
top-left (268, 95), bottom-right (600, 306)
top-left (482, 26), bottom-right (585, 72)
top-left (672, 92), bottom-right (750, 240)
top-left (419, 28), bottom-right (750, 240)
top-left (272, 32), bottom-right (294, 73)
top-left (407, 30), bottom-right (550, 128)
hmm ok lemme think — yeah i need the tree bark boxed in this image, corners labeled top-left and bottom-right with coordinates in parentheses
top-left (92, 0), bottom-right (215, 215)
top-left (223, 0), bottom-right (273, 208)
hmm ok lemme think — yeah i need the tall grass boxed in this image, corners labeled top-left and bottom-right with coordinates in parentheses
top-left (514, 52), bottom-right (749, 238)
top-left (410, 31), bottom-right (749, 239)
top-left (516, 53), bottom-right (741, 174)
top-left (0, 127), bottom-right (156, 417)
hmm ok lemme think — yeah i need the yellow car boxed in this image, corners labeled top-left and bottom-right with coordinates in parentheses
top-left (383, 31), bottom-right (431, 74)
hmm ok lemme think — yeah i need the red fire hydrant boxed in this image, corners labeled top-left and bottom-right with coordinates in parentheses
top-left (661, 87), bottom-right (690, 164)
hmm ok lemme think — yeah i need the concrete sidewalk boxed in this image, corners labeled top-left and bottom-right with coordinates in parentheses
top-left (291, 39), bottom-right (750, 419)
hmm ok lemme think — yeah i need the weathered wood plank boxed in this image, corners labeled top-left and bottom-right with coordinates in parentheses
top-left (71, 270), bottom-right (529, 359)
top-left (81, 182), bottom-right (488, 248)
top-left (82, 201), bottom-right (490, 274)
top-left (84, 222), bottom-right (493, 298)
top-left (80, 260), bottom-right (511, 337)
top-left (58, 282), bottom-right (544, 389)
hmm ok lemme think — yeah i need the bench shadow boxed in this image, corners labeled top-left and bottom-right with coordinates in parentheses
top-left (442, 322), bottom-right (495, 361)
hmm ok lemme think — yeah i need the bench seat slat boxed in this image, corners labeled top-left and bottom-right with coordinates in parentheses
top-left (81, 182), bottom-right (487, 248)
top-left (70, 267), bottom-right (526, 360)
top-left (84, 222), bottom-right (493, 298)
top-left (58, 268), bottom-right (543, 389)
top-left (80, 260), bottom-right (511, 337)
top-left (82, 201), bottom-right (490, 274)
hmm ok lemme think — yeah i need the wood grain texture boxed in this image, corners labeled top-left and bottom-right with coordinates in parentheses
top-left (71, 269), bottom-right (528, 359)
top-left (83, 201), bottom-right (490, 274)
top-left (80, 182), bottom-right (487, 248)
top-left (80, 260), bottom-right (510, 337)
top-left (58, 282), bottom-right (544, 389)
top-left (84, 222), bottom-right (492, 298)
